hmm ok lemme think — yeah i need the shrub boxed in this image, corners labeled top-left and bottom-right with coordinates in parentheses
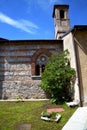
top-left (40, 50), bottom-right (76, 104)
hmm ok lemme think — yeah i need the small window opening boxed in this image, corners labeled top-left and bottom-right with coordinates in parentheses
top-left (60, 10), bottom-right (64, 19)
top-left (42, 65), bottom-right (45, 72)
top-left (36, 65), bottom-right (40, 75)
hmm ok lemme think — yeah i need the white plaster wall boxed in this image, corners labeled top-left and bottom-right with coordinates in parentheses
top-left (62, 32), bottom-right (80, 102)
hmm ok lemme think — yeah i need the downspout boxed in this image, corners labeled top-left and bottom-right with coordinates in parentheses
top-left (73, 28), bottom-right (83, 107)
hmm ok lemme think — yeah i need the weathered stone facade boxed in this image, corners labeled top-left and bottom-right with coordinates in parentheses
top-left (52, 5), bottom-right (70, 39)
top-left (0, 40), bottom-right (63, 99)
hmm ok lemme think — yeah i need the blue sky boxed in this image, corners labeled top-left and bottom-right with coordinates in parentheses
top-left (0, 0), bottom-right (87, 40)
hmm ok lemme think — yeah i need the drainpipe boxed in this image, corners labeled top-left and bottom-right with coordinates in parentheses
top-left (73, 28), bottom-right (83, 107)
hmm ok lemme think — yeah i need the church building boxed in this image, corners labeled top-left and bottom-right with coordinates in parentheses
top-left (0, 4), bottom-right (87, 106)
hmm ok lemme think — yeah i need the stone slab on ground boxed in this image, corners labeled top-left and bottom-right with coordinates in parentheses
top-left (47, 108), bottom-right (64, 113)
top-left (17, 123), bottom-right (31, 130)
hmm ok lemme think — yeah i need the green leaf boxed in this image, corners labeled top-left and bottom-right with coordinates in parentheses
top-left (40, 50), bottom-right (76, 104)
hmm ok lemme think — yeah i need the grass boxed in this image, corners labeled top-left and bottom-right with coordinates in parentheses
top-left (0, 100), bottom-right (77, 130)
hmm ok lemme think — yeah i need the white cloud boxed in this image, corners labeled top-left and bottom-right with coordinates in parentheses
top-left (0, 12), bottom-right (39, 34)
top-left (25, 0), bottom-right (60, 12)
top-left (20, 19), bottom-right (39, 29)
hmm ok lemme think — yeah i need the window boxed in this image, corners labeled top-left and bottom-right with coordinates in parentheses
top-left (35, 54), bottom-right (49, 76)
top-left (60, 10), bottom-right (64, 19)
top-left (42, 64), bottom-right (45, 72)
top-left (35, 64), bottom-right (40, 76)
top-left (35, 64), bottom-right (45, 76)
top-left (31, 48), bottom-right (52, 77)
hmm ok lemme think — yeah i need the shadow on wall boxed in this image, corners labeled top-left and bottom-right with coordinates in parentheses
top-left (0, 51), bottom-right (4, 99)
top-left (0, 38), bottom-right (8, 99)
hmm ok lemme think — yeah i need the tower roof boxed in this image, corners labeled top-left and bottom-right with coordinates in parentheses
top-left (52, 4), bottom-right (69, 17)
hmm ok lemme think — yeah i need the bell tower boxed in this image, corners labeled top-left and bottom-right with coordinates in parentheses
top-left (52, 5), bottom-right (70, 39)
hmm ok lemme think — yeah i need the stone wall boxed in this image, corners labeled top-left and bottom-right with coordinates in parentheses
top-left (1, 80), bottom-right (46, 99)
top-left (0, 40), bottom-right (63, 99)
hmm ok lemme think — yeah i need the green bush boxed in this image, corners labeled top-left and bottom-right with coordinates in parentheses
top-left (40, 50), bottom-right (76, 104)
